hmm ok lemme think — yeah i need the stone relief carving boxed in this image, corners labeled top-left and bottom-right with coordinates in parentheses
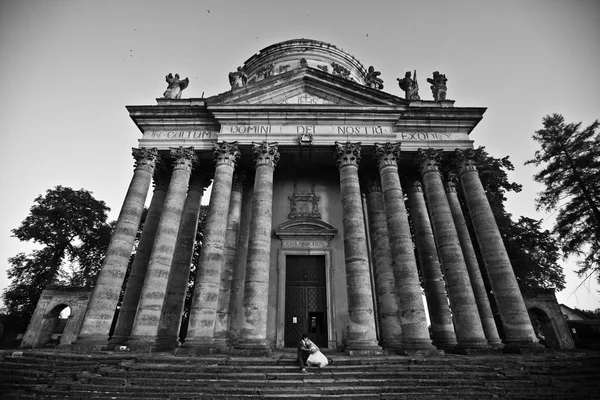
top-left (163, 73), bottom-right (189, 99)
top-left (331, 62), bottom-right (352, 80)
top-left (365, 66), bottom-right (384, 90)
top-left (317, 65), bottom-right (329, 73)
top-left (298, 130), bottom-right (313, 145)
top-left (278, 64), bottom-right (291, 74)
top-left (300, 58), bottom-right (308, 67)
top-left (427, 71), bottom-right (448, 101)
top-left (255, 63), bottom-right (275, 80)
top-left (228, 66), bottom-right (248, 89)
top-left (288, 183), bottom-right (321, 220)
top-left (397, 70), bottom-right (420, 100)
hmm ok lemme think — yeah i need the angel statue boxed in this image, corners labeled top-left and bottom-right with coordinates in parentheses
top-left (365, 66), bottom-right (384, 90)
top-left (163, 73), bottom-right (189, 99)
top-left (397, 70), bottom-right (420, 101)
top-left (427, 71), bottom-right (448, 101)
top-left (228, 66), bottom-right (248, 89)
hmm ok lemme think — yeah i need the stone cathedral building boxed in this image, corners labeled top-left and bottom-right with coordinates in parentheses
top-left (71, 39), bottom-right (541, 354)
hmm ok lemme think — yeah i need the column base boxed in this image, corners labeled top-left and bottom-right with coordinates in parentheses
top-left (69, 335), bottom-right (111, 351)
top-left (154, 336), bottom-right (181, 352)
top-left (401, 338), bottom-right (438, 352)
top-left (488, 339), bottom-right (505, 349)
top-left (432, 338), bottom-right (458, 351)
top-left (233, 339), bottom-right (271, 356)
top-left (344, 340), bottom-right (385, 356)
top-left (397, 348), bottom-right (445, 356)
top-left (126, 335), bottom-right (160, 352)
top-left (503, 340), bottom-right (545, 355)
top-left (107, 334), bottom-right (129, 347)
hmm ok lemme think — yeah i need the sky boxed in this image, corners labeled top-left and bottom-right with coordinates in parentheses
top-left (0, 0), bottom-right (599, 311)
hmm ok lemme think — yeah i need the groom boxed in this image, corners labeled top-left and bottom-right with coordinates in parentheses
top-left (297, 333), bottom-right (311, 373)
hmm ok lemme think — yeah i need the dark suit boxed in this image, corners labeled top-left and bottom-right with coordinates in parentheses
top-left (297, 339), bottom-right (311, 368)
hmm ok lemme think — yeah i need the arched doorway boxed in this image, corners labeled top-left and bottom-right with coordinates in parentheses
top-left (39, 304), bottom-right (71, 347)
top-left (529, 307), bottom-right (560, 349)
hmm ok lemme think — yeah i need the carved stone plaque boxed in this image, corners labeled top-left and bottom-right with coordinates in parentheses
top-left (288, 183), bottom-right (321, 220)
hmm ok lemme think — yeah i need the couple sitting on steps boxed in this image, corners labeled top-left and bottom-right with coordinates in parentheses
top-left (297, 333), bottom-right (330, 373)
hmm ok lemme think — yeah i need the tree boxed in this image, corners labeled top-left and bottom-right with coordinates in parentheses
top-left (458, 147), bottom-right (565, 291)
top-left (525, 114), bottom-right (600, 282)
top-left (3, 186), bottom-right (112, 318)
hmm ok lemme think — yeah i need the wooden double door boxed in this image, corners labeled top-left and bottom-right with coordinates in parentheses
top-left (284, 255), bottom-right (328, 348)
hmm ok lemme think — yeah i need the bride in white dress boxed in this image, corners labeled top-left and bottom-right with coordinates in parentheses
top-left (300, 337), bottom-right (329, 368)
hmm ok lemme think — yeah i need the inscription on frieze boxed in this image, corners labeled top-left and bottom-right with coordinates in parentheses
top-left (222, 125), bottom-right (391, 135)
top-left (143, 131), bottom-right (217, 140)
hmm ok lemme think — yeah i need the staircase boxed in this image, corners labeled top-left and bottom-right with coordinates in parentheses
top-left (1, 349), bottom-right (599, 399)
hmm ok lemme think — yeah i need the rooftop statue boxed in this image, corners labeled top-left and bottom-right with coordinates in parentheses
top-left (365, 66), bottom-right (384, 90)
top-left (331, 62), bottom-right (352, 80)
top-left (397, 70), bottom-right (420, 100)
top-left (229, 66), bottom-right (248, 89)
top-left (163, 73), bottom-right (189, 99)
top-left (427, 71), bottom-right (448, 101)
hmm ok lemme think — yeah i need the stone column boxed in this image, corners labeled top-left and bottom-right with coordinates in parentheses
top-left (455, 149), bottom-right (540, 351)
top-left (364, 175), bottom-right (403, 351)
top-left (214, 172), bottom-right (246, 348)
top-left (109, 166), bottom-right (170, 346)
top-left (155, 171), bottom-right (211, 351)
top-left (77, 148), bottom-right (158, 347)
top-left (183, 142), bottom-right (240, 350)
top-left (334, 142), bottom-right (382, 354)
top-left (127, 147), bottom-right (197, 349)
top-left (373, 143), bottom-right (434, 352)
top-left (406, 180), bottom-right (457, 350)
top-left (236, 142), bottom-right (279, 352)
top-left (417, 149), bottom-right (488, 351)
top-left (445, 180), bottom-right (503, 348)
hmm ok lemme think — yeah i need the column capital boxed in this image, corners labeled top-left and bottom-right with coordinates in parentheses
top-left (132, 147), bottom-right (159, 171)
top-left (170, 147), bottom-right (197, 170)
top-left (252, 141), bottom-right (280, 167)
top-left (152, 166), bottom-right (171, 192)
top-left (213, 141), bottom-right (241, 168)
top-left (232, 171), bottom-right (248, 193)
top-left (453, 148), bottom-right (479, 172)
top-left (373, 142), bottom-right (401, 168)
top-left (334, 141), bottom-right (361, 168)
top-left (406, 179), bottom-right (424, 194)
top-left (363, 173), bottom-right (382, 194)
top-left (444, 180), bottom-right (457, 193)
top-left (416, 148), bottom-right (443, 174)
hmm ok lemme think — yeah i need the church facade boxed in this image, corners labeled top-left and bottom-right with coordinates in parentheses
top-left (74, 39), bottom-right (541, 354)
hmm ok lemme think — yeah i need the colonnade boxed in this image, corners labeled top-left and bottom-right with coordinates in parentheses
top-left (76, 141), bottom-right (540, 353)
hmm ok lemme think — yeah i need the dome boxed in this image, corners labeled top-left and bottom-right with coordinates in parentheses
top-left (241, 39), bottom-right (368, 85)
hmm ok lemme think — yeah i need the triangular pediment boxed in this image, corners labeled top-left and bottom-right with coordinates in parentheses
top-left (206, 67), bottom-right (407, 106)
